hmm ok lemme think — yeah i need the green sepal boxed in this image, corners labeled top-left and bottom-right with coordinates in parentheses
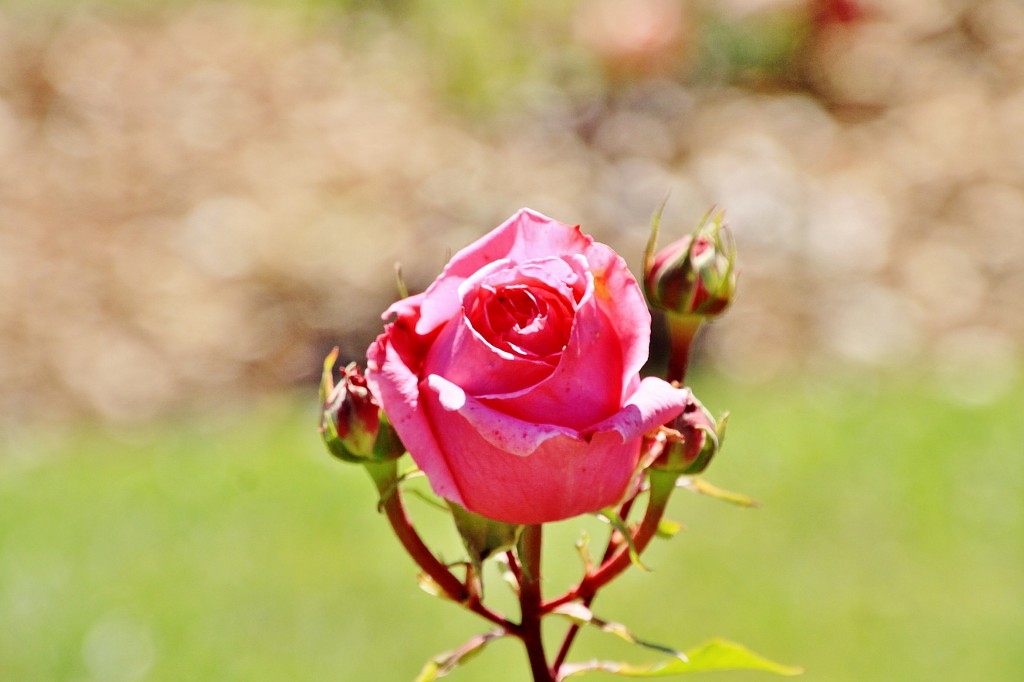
top-left (450, 503), bottom-right (523, 592)
top-left (559, 637), bottom-right (802, 678)
top-left (405, 487), bottom-right (452, 513)
top-left (598, 507), bottom-right (648, 571)
top-left (378, 467), bottom-right (449, 513)
top-left (643, 194), bottom-right (671, 278)
top-left (395, 262), bottom-right (410, 300)
top-left (678, 477), bottom-right (761, 508)
top-left (372, 411), bottom-right (404, 461)
top-left (414, 629), bottom-right (506, 681)
top-left (319, 351), bottom-right (362, 464)
top-left (319, 347), bottom-right (339, 405)
top-left (689, 423), bottom-right (719, 475)
top-left (715, 412), bottom-right (729, 446)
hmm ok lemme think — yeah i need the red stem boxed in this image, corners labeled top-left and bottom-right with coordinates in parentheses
top-left (518, 524), bottom-right (555, 682)
top-left (367, 462), bottom-right (510, 629)
top-left (551, 493), bottom-right (641, 670)
top-left (506, 549), bottom-right (523, 588)
top-left (666, 314), bottom-right (702, 385)
top-left (544, 471), bottom-right (676, 613)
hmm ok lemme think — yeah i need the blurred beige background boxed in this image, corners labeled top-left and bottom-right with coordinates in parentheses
top-left (1, 0), bottom-right (1021, 423)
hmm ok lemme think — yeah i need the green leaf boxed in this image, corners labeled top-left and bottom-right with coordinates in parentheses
top-left (415, 630), bottom-right (505, 681)
top-left (559, 638), bottom-right (802, 678)
top-left (678, 477), bottom-right (761, 508)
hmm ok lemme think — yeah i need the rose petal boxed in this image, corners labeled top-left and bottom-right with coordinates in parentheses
top-left (422, 301), bottom-right (554, 397)
top-left (461, 256), bottom-right (579, 361)
top-left (477, 273), bottom-right (624, 429)
top-left (415, 209), bottom-right (592, 336)
top-left (585, 377), bottom-right (691, 442)
top-left (577, 240), bottom-right (653, 399)
top-left (471, 241), bottom-right (654, 428)
top-left (426, 374), bottom-right (580, 456)
top-left (366, 315), bottom-right (465, 506)
top-left (422, 375), bottom-right (644, 523)
top-left (382, 291), bottom-right (427, 321)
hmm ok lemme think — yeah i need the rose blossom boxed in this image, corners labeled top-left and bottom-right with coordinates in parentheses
top-left (366, 209), bottom-right (690, 524)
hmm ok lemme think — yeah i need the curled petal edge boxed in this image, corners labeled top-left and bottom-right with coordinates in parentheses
top-left (367, 333), bottom-right (465, 506)
top-left (426, 374), bottom-right (690, 458)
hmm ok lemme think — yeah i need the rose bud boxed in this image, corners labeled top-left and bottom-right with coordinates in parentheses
top-left (319, 349), bottom-right (403, 463)
top-left (650, 393), bottom-right (722, 475)
top-left (644, 209), bottom-right (737, 320)
top-left (367, 209), bottom-right (691, 524)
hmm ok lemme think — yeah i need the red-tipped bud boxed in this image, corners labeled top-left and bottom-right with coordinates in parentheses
top-left (644, 209), bottom-right (737, 319)
top-left (651, 393), bottom-right (723, 475)
top-left (319, 349), bottom-right (403, 463)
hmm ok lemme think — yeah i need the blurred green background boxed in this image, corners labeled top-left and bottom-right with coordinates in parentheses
top-left (1, 0), bottom-right (1022, 680)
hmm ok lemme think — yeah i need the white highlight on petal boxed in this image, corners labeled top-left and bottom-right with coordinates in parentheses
top-left (427, 374), bottom-right (467, 411)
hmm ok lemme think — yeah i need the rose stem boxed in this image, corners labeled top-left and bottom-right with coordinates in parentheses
top-left (666, 314), bottom-right (702, 385)
top-left (506, 549), bottom-right (523, 587)
top-left (365, 461), bottom-right (511, 629)
top-left (517, 524), bottom-right (555, 682)
top-left (551, 494), bottom-right (640, 670)
top-left (544, 470), bottom-right (676, 613)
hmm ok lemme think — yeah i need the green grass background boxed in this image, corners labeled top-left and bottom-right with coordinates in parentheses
top-left (2, 372), bottom-right (1020, 681)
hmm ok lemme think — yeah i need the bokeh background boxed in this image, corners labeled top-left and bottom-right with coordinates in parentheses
top-left (1, 0), bottom-right (1022, 680)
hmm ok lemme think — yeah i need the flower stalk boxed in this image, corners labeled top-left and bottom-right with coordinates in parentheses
top-left (665, 313), bottom-right (702, 385)
top-left (365, 461), bottom-right (511, 630)
top-left (517, 524), bottom-right (555, 682)
top-left (365, 461), bottom-right (468, 602)
top-left (545, 468), bottom-right (677, 612)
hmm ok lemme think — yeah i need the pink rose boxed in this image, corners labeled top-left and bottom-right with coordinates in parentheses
top-left (366, 209), bottom-right (689, 524)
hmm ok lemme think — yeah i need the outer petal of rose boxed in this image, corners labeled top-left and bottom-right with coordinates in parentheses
top-left (427, 375), bottom-right (580, 455)
top-left (382, 291), bottom-right (427, 321)
top-left (578, 239), bottom-right (652, 401)
top-left (585, 376), bottom-right (691, 442)
top-left (423, 375), bottom-right (651, 524)
top-left (415, 209), bottom-right (593, 336)
top-left (366, 322), bottom-right (465, 506)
